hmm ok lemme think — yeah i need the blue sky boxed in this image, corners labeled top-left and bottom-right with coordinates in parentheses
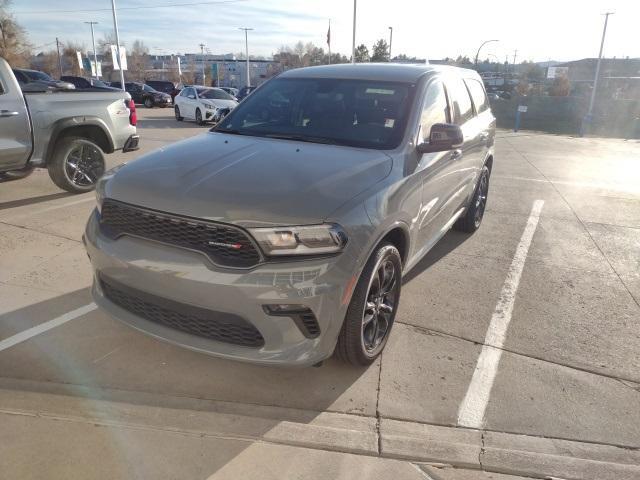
top-left (12, 0), bottom-right (640, 61)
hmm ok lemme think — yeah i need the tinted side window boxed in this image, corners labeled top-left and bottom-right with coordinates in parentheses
top-left (465, 78), bottom-right (488, 113)
top-left (447, 77), bottom-right (474, 125)
top-left (419, 80), bottom-right (449, 142)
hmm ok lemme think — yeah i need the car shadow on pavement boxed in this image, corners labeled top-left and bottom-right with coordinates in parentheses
top-left (403, 230), bottom-right (470, 284)
top-left (0, 287), bottom-right (375, 477)
top-left (0, 192), bottom-right (73, 210)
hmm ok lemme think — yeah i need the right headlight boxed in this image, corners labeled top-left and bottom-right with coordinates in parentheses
top-left (95, 163), bottom-right (126, 213)
top-left (249, 224), bottom-right (348, 256)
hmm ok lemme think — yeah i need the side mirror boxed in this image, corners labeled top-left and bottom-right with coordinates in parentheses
top-left (417, 123), bottom-right (464, 154)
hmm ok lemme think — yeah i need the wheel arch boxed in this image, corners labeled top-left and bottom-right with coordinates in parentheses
top-left (45, 117), bottom-right (114, 164)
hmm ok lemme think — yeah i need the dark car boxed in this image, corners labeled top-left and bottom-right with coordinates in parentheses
top-left (145, 80), bottom-right (181, 100)
top-left (110, 81), bottom-right (172, 108)
top-left (12, 68), bottom-right (75, 91)
top-left (60, 76), bottom-right (118, 90)
top-left (236, 85), bottom-right (257, 101)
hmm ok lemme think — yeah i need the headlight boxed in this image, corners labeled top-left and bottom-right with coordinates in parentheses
top-left (249, 224), bottom-right (348, 256)
top-left (204, 104), bottom-right (216, 110)
top-left (95, 163), bottom-right (126, 213)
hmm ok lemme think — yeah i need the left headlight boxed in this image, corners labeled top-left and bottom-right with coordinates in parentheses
top-left (95, 163), bottom-right (126, 213)
top-left (249, 224), bottom-right (348, 256)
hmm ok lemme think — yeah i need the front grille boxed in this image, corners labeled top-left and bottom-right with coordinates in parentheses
top-left (100, 275), bottom-right (265, 348)
top-left (100, 199), bottom-right (261, 268)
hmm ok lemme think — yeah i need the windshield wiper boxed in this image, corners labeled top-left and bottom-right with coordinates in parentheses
top-left (261, 133), bottom-right (338, 145)
top-left (214, 128), bottom-right (248, 135)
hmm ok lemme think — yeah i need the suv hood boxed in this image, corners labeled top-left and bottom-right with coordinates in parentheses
top-left (107, 132), bottom-right (392, 227)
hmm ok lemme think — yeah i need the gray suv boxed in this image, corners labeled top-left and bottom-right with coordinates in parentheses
top-left (84, 64), bottom-right (495, 367)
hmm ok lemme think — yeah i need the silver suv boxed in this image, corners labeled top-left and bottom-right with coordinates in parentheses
top-left (84, 64), bottom-right (495, 367)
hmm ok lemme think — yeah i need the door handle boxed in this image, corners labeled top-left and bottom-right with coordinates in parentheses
top-left (0, 110), bottom-right (19, 118)
top-left (450, 149), bottom-right (462, 160)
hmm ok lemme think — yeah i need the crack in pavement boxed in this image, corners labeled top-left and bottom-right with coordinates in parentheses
top-left (396, 321), bottom-right (640, 386)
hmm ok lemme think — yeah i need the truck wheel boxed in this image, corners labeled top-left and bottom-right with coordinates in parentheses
top-left (454, 164), bottom-right (490, 233)
top-left (0, 166), bottom-right (35, 181)
top-left (174, 106), bottom-right (183, 121)
top-left (144, 98), bottom-right (154, 108)
top-left (335, 243), bottom-right (402, 366)
top-left (48, 137), bottom-right (105, 193)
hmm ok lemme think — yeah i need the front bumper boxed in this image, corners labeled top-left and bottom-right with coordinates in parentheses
top-left (84, 209), bottom-right (357, 367)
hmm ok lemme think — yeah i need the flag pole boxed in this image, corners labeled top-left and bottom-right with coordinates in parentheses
top-left (327, 19), bottom-right (331, 65)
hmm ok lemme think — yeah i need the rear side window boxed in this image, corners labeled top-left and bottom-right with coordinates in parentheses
top-left (465, 78), bottom-right (488, 113)
top-left (419, 80), bottom-right (450, 142)
top-left (447, 77), bottom-right (474, 125)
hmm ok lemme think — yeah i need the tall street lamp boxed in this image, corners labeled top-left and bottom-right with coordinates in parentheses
top-left (474, 39), bottom-right (498, 66)
top-left (84, 21), bottom-right (99, 79)
top-left (351, 0), bottom-right (357, 63)
top-left (388, 26), bottom-right (393, 62)
top-left (581, 12), bottom-right (614, 136)
top-left (239, 27), bottom-right (253, 87)
top-left (110, 0), bottom-right (126, 91)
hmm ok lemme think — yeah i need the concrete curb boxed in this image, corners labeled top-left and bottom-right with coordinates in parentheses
top-left (1, 383), bottom-right (639, 480)
top-left (381, 418), bottom-right (640, 480)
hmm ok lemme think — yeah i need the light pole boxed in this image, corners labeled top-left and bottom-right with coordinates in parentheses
top-left (84, 21), bottom-right (99, 79)
top-left (474, 39), bottom-right (498, 67)
top-left (199, 43), bottom-right (206, 85)
top-left (239, 28), bottom-right (253, 87)
top-left (582, 12), bottom-right (614, 136)
top-left (110, 0), bottom-right (126, 91)
top-left (388, 26), bottom-right (393, 62)
top-left (351, 0), bottom-right (357, 63)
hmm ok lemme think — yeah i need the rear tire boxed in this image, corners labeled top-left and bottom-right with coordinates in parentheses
top-left (195, 108), bottom-right (204, 126)
top-left (336, 243), bottom-right (402, 366)
top-left (47, 137), bottom-right (105, 193)
top-left (174, 106), bottom-right (183, 121)
top-left (454, 164), bottom-right (490, 233)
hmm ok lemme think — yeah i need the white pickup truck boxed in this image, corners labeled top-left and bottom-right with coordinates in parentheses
top-left (0, 58), bottom-right (139, 193)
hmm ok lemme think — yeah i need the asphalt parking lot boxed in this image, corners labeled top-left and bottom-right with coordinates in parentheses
top-left (1, 108), bottom-right (639, 480)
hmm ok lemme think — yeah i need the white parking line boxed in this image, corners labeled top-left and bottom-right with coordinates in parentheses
top-left (457, 199), bottom-right (544, 429)
top-left (0, 303), bottom-right (96, 353)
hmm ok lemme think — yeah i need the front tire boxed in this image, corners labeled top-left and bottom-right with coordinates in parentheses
top-left (47, 137), bottom-right (105, 193)
top-left (454, 164), bottom-right (490, 233)
top-left (195, 108), bottom-right (204, 125)
top-left (336, 243), bottom-right (402, 366)
top-left (174, 106), bottom-right (183, 121)
top-left (144, 97), bottom-right (154, 108)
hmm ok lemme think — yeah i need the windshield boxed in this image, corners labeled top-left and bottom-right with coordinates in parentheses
top-left (91, 79), bottom-right (110, 88)
top-left (216, 78), bottom-right (413, 149)
top-left (198, 88), bottom-right (234, 100)
top-left (24, 70), bottom-right (52, 81)
top-left (143, 84), bottom-right (158, 93)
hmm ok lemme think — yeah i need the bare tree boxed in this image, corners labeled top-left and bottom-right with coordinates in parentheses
top-left (62, 41), bottom-right (86, 76)
top-left (128, 39), bottom-right (149, 81)
top-left (0, 0), bottom-right (31, 66)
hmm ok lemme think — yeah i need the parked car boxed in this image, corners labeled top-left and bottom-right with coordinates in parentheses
top-left (145, 80), bottom-right (181, 100)
top-left (236, 85), bottom-right (257, 101)
top-left (174, 86), bottom-right (238, 125)
top-left (110, 81), bottom-right (172, 108)
top-left (60, 76), bottom-right (118, 90)
top-left (85, 63), bottom-right (495, 366)
top-left (0, 58), bottom-right (139, 192)
top-left (219, 86), bottom-right (239, 98)
top-left (12, 68), bottom-right (75, 91)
